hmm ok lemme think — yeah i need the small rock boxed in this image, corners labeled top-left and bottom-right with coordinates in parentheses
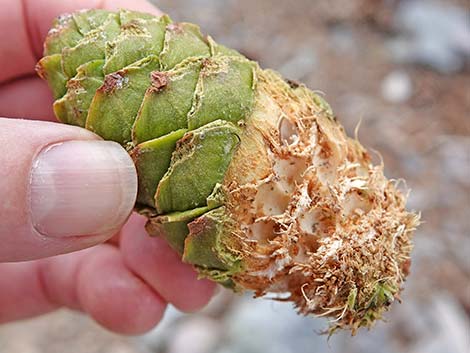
top-left (437, 135), bottom-right (470, 186)
top-left (167, 317), bottom-right (221, 353)
top-left (218, 295), bottom-right (346, 353)
top-left (409, 294), bottom-right (470, 353)
top-left (328, 24), bottom-right (357, 55)
top-left (389, 0), bottom-right (470, 73)
top-left (278, 45), bottom-right (317, 81)
top-left (381, 70), bottom-right (413, 103)
top-left (137, 306), bottom-right (184, 351)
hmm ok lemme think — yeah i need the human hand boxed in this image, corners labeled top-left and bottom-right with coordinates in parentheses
top-left (0, 0), bottom-right (215, 334)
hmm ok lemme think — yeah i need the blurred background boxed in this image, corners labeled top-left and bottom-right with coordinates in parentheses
top-left (1, 0), bottom-right (469, 352)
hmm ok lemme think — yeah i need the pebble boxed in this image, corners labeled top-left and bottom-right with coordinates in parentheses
top-left (167, 317), bottom-right (221, 353)
top-left (389, 0), bottom-right (470, 73)
top-left (217, 295), bottom-right (345, 353)
top-left (278, 45), bottom-right (317, 81)
top-left (381, 70), bottom-right (413, 103)
top-left (406, 293), bottom-right (470, 353)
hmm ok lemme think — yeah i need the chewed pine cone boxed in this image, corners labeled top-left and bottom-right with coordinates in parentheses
top-left (36, 9), bottom-right (419, 333)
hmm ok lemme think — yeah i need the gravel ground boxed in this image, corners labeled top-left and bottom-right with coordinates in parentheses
top-left (1, 1), bottom-right (469, 352)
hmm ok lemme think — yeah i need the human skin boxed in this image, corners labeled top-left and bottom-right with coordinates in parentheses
top-left (0, 0), bottom-right (215, 335)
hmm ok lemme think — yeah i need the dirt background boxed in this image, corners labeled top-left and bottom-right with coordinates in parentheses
top-left (1, 1), bottom-right (469, 352)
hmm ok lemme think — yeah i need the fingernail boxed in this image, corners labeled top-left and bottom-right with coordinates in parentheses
top-left (30, 140), bottom-right (137, 238)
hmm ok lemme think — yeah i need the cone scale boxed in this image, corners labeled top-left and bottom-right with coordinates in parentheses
top-left (36, 9), bottom-right (419, 333)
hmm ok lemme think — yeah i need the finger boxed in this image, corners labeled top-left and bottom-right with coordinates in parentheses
top-left (0, 245), bottom-right (166, 335)
top-left (0, 0), bottom-right (163, 83)
top-left (0, 76), bottom-right (55, 121)
top-left (0, 261), bottom-right (58, 322)
top-left (76, 245), bottom-right (167, 334)
top-left (121, 214), bottom-right (217, 313)
top-left (0, 118), bottom-right (137, 262)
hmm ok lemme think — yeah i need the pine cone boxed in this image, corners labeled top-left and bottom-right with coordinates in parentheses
top-left (36, 9), bottom-right (419, 333)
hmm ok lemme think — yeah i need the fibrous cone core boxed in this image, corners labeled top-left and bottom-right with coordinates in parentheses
top-left (36, 9), bottom-right (419, 333)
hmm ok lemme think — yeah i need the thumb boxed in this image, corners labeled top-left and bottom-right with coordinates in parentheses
top-left (0, 118), bottom-right (137, 262)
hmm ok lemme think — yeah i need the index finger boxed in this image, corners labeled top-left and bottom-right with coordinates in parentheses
top-left (0, 0), bottom-right (162, 83)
